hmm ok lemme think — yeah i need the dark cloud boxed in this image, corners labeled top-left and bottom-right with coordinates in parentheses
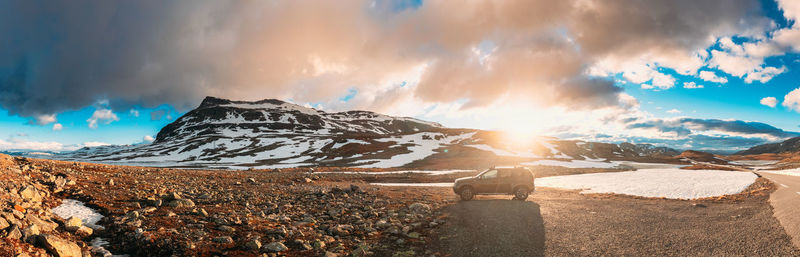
top-left (0, 0), bottom-right (765, 118)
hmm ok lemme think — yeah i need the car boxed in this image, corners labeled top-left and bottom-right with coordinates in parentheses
top-left (453, 167), bottom-right (535, 201)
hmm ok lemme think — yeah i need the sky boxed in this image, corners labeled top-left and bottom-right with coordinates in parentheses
top-left (5, 0), bottom-right (800, 153)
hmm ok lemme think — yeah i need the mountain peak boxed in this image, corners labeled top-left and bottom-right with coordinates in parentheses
top-left (199, 96), bottom-right (288, 108)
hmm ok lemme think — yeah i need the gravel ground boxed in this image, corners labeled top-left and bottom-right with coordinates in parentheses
top-left (430, 183), bottom-right (798, 256)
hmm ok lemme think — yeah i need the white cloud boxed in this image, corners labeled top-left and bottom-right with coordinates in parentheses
top-left (760, 96), bottom-right (777, 108)
top-left (682, 82), bottom-right (703, 89)
top-left (32, 114), bottom-right (57, 125)
top-left (641, 84), bottom-right (654, 89)
top-left (143, 135), bottom-right (155, 143)
top-left (52, 123), bottom-right (63, 131)
top-left (130, 109), bottom-right (140, 117)
top-left (0, 138), bottom-right (68, 152)
top-left (82, 141), bottom-right (110, 147)
top-left (745, 66), bottom-right (787, 83)
top-left (783, 88), bottom-right (800, 112)
top-left (698, 70), bottom-right (728, 84)
top-left (87, 108), bottom-right (119, 129)
top-left (708, 38), bottom-right (786, 84)
top-left (666, 109), bottom-right (681, 114)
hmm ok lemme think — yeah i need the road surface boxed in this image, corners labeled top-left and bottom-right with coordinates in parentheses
top-left (757, 171), bottom-right (800, 248)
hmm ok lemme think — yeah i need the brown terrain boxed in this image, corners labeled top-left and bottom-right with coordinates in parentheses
top-left (1, 153), bottom-right (798, 257)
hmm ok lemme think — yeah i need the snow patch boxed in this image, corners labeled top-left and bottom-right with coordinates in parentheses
top-left (523, 159), bottom-right (618, 169)
top-left (535, 169), bottom-right (757, 199)
top-left (52, 199), bottom-right (105, 229)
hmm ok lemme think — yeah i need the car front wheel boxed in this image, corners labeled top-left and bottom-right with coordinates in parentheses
top-left (513, 187), bottom-right (529, 201)
top-left (459, 187), bottom-right (474, 201)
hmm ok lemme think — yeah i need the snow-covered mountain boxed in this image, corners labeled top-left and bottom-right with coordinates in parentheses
top-left (55, 97), bottom-right (680, 169)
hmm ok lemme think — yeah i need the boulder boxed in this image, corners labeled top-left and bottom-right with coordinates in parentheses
top-left (64, 217), bottom-right (82, 232)
top-left (75, 226), bottom-right (93, 237)
top-left (19, 185), bottom-right (42, 202)
top-left (263, 241), bottom-right (288, 252)
top-left (168, 199), bottom-right (195, 208)
top-left (408, 203), bottom-right (431, 214)
top-left (212, 236), bottom-right (234, 244)
top-left (41, 234), bottom-right (82, 257)
top-left (245, 238), bottom-right (262, 251)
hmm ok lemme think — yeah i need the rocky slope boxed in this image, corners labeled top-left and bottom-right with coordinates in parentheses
top-left (736, 137), bottom-right (800, 155)
top-left (53, 97), bottom-right (680, 169)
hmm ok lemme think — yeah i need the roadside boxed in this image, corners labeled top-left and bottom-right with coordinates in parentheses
top-left (756, 171), bottom-right (800, 249)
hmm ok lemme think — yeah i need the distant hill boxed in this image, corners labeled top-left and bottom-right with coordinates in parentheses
top-left (52, 96), bottom-right (681, 169)
top-left (735, 137), bottom-right (800, 155)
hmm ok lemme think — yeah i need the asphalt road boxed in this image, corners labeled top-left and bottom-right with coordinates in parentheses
top-left (757, 171), bottom-right (800, 248)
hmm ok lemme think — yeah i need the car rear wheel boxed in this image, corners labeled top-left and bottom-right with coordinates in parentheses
top-left (513, 187), bottom-right (529, 201)
top-left (459, 187), bottom-right (474, 201)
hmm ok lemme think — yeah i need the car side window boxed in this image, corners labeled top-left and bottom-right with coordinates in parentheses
top-left (481, 170), bottom-right (498, 179)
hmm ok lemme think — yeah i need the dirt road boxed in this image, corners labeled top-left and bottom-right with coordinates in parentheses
top-left (757, 171), bottom-right (800, 248)
top-left (431, 187), bottom-right (797, 256)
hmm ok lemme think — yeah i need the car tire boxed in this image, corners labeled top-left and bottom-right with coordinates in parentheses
top-left (459, 187), bottom-right (474, 201)
top-left (513, 187), bottom-right (529, 201)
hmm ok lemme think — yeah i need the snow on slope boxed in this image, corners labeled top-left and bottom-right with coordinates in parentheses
top-left (522, 159), bottom-right (619, 169)
top-left (535, 169), bottom-right (757, 199)
top-left (357, 132), bottom-right (476, 168)
top-left (464, 144), bottom-right (541, 158)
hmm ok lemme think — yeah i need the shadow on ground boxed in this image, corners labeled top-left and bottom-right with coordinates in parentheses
top-left (432, 199), bottom-right (545, 257)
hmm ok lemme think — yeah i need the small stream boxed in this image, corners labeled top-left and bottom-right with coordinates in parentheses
top-left (52, 199), bottom-right (128, 257)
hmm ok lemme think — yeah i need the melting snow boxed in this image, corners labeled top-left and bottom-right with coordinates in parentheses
top-left (371, 182), bottom-right (454, 187)
top-left (52, 199), bottom-right (105, 229)
top-left (316, 169), bottom-right (476, 176)
top-left (535, 169), bottom-right (757, 199)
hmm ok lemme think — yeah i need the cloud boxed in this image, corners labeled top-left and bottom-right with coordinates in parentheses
top-left (130, 109), bottom-right (139, 117)
top-left (143, 135), bottom-right (154, 143)
top-left (783, 87), bottom-right (800, 112)
top-left (52, 123), bottom-right (63, 131)
top-left (0, 0), bottom-right (768, 118)
top-left (708, 38), bottom-right (787, 84)
top-left (82, 141), bottom-right (110, 147)
top-left (682, 82), bottom-right (703, 89)
top-left (29, 114), bottom-right (56, 126)
top-left (87, 108), bottom-right (119, 129)
top-left (627, 117), bottom-right (799, 141)
top-left (760, 96), bottom-right (778, 108)
top-left (666, 109), bottom-right (681, 114)
top-left (698, 70), bottom-right (728, 84)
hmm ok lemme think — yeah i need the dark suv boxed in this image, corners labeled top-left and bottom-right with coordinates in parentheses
top-left (453, 167), bottom-right (535, 201)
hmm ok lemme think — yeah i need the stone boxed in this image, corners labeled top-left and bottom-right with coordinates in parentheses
top-left (168, 199), bottom-right (195, 208)
top-left (19, 185), bottom-right (42, 202)
top-left (218, 225), bottom-right (235, 232)
top-left (75, 226), bottom-right (93, 237)
top-left (0, 216), bottom-right (8, 230)
top-left (126, 211), bottom-right (140, 219)
top-left (408, 203), bottom-right (431, 214)
top-left (165, 192), bottom-right (182, 201)
top-left (212, 236), bottom-right (234, 244)
top-left (107, 179), bottom-right (115, 186)
top-left (64, 217), bottom-right (82, 232)
top-left (407, 232), bottom-right (421, 239)
top-left (312, 239), bottom-right (326, 249)
top-left (391, 250), bottom-right (416, 257)
top-left (27, 215), bottom-right (57, 232)
top-left (6, 225), bottom-right (21, 239)
top-left (245, 238), bottom-right (262, 251)
top-left (324, 251), bottom-right (339, 257)
top-left (41, 234), bottom-right (82, 257)
top-left (263, 242), bottom-right (288, 252)
top-left (304, 178), bottom-right (313, 183)
top-left (22, 224), bottom-right (40, 243)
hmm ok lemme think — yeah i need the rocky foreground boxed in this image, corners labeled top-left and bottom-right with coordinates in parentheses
top-left (0, 154), bottom-right (450, 257)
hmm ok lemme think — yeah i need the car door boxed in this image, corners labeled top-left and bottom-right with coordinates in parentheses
top-left (474, 169), bottom-right (499, 193)
top-left (495, 169), bottom-right (513, 193)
